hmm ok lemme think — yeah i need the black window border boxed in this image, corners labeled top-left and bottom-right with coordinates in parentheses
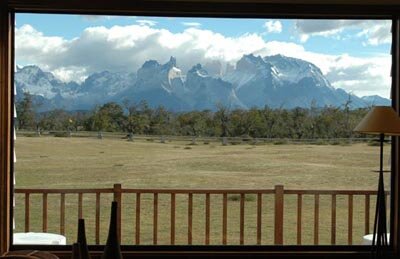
top-left (3, 1), bottom-right (400, 258)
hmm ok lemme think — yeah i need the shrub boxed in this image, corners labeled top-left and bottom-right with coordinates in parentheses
top-left (54, 132), bottom-right (69, 137)
top-left (368, 140), bottom-right (381, 146)
top-left (23, 133), bottom-right (40, 137)
top-left (273, 139), bottom-right (288, 145)
top-left (330, 140), bottom-right (341, 145)
top-left (330, 140), bottom-right (350, 146)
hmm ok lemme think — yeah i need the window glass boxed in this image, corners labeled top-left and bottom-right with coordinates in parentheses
top-left (13, 14), bottom-right (392, 246)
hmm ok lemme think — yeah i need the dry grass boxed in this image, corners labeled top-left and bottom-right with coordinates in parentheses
top-left (13, 135), bottom-right (390, 246)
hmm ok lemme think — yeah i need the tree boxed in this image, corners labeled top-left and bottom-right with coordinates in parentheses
top-left (123, 101), bottom-right (150, 134)
top-left (290, 107), bottom-right (309, 139)
top-left (342, 95), bottom-right (353, 138)
top-left (214, 103), bottom-right (231, 137)
top-left (38, 109), bottom-right (70, 131)
top-left (149, 106), bottom-right (174, 135)
top-left (16, 92), bottom-right (36, 130)
top-left (90, 102), bottom-right (125, 132)
top-left (177, 111), bottom-right (207, 136)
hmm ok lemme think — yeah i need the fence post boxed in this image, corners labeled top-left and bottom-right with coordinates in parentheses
top-left (113, 183), bottom-right (122, 242)
top-left (274, 185), bottom-right (284, 245)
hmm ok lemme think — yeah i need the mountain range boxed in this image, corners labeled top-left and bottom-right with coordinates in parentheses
top-left (14, 54), bottom-right (390, 112)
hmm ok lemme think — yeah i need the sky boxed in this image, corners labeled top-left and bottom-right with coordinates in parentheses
top-left (15, 14), bottom-right (392, 98)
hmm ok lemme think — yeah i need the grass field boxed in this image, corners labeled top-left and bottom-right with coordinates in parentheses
top-left (13, 135), bottom-right (391, 246)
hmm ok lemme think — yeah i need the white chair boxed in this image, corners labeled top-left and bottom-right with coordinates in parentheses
top-left (362, 233), bottom-right (390, 245)
top-left (13, 233), bottom-right (66, 245)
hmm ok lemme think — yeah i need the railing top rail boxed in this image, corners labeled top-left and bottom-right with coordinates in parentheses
top-left (285, 190), bottom-right (386, 195)
top-left (14, 187), bottom-right (388, 195)
top-left (14, 188), bottom-right (114, 194)
top-left (121, 189), bottom-right (276, 194)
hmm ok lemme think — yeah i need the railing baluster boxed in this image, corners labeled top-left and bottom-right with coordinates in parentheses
top-left (314, 194), bottom-right (319, 245)
top-left (135, 193), bottom-right (141, 245)
top-left (95, 192), bottom-right (100, 245)
top-left (257, 193), bottom-right (262, 245)
top-left (274, 185), bottom-right (284, 245)
top-left (153, 193), bottom-right (158, 245)
top-left (113, 184), bottom-right (122, 242)
top-left (331, 194), bottom-right (336, 245)
top-left (25, 193), bottom-right (30, 233)
top-left (78, 193), bottom-right (83, 219)
top-left (365, 194), bottom-right (370, 235)
top-left (171, 193), bottom-right (176, 245)
top-left (222, 193), bottom-right (227, 245)
top-left (297, 194), bottom-right (302, 245)
top-left (188, 193), bottom-right (193, 245)
top-left (42, 193), bottom-right (47, 232)
top-left (60, 193), bottom-right (65, 235)
top-left (240, 193), bottom-right (245, 245)
top-left (205, 193), bottom-right (210, 245)
top-left (348, 194), bottom-right (353, 245)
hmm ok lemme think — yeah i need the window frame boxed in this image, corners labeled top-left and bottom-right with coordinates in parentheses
top-left (1, 1), bottom-right (400, 258)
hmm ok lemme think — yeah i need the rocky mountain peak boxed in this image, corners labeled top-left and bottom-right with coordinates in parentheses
top-left (141, 60), bottom-right (160, 69)
top-left (236, 54), bottom-right (271, 73)
top-left (188, 64), bottom-right (208, 77)
top-left (167, 56), bottom-right (177, 67)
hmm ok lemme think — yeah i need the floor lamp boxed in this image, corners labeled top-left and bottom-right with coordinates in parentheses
top-left (354, 106), bottom-right (400, 258)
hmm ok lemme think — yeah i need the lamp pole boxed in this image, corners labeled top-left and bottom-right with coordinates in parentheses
top-left (372, 133), bottom-right (388, 257)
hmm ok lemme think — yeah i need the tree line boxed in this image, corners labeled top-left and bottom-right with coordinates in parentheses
top-left (16, 92), bottom-right (369, 139)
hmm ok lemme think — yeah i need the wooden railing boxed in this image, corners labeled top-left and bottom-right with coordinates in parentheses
top-left (14, 184), bottom-right (390, 245)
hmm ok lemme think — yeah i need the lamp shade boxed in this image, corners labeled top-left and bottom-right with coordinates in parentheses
top-left (354, 106), bottom-right (400, 135)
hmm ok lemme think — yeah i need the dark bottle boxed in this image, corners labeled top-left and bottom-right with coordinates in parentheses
top-left (72, 242), bottom-right (81, 259)
top-left (102, 201), bottom-right (122, 259)
top-left (77, 218), bottom-right (91, 259)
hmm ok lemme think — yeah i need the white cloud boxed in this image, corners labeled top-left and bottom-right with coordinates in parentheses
top-left (81, 15), bottom-right (115, 22)
top-left (295, 20), bottom-right (391, 46)
top-left (325, 54), bottom-right (391, 98)
top-left (52, 66), bottom-right (88, 83)
top-left (295, 20), bottom-right (362, 35)
top-left (15, 23), bottom-right (391, 98)
top-left (357, 22), bottom-right (392, 46)
top-left (182, 22), bottom-right (201, 28)
top-left (264, 20), bottom-right (282, 33)
top-left (136, 19), bottom-right (157, 27)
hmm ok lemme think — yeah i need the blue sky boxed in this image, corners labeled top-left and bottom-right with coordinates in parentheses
top-left (15, 14), bottom-right (392, 98)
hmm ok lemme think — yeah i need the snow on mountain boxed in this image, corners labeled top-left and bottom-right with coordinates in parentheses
top-left (80, 71), bottom-right (134, 95)
top-left (224, 54), bottom-right (369, 109)
top-left (14, 55), bottom-right (390, 112)
top-left (15, 65), bottom-right (79, 100)
top-left (224, 54), bottom-right (272, 90)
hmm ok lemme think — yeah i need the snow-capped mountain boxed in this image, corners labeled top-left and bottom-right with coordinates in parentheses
top-left (224, 54), bottom-right (367, 109)
top-left (115, 56), bottom-right (190, 111)
top-left (15, 65), bottom-right (79, 100)
top-left (14, 54), bottom-right (390, 112)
